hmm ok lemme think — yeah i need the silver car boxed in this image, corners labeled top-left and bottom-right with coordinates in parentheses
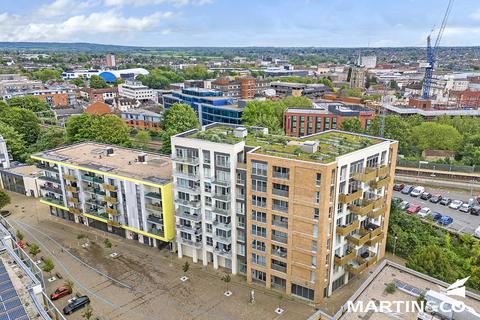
top-left (449, 200), bottom-right (463, 210)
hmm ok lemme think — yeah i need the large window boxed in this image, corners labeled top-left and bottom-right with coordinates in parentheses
top-left (251, 269), bottom-right (266, 283)
top-left (272, 199), bottom-right (288, 213)
top-left (251, 210), bottom-right (267, 223)
top-left (252, 195), bottom-right (267, 208)
top-left (273, 166), bottom-right (289, 179)
top-left (252, 179), bottom-right (267, 192)
top-left (291, 284), bottom-right (315, 301)
top-left (251, 253), bottom-right (266, 266)
top-left (251, 161), bottom-right (267, 176)
top-left (251, 224), bottom-right (267, 238)
top-left (251, 239), bottom-right (266, 252)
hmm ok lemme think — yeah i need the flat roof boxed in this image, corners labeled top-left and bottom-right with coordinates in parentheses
top-left (383, 104), bottom-right (480, 116)
top-left (183, 125), bottom-right (385, 164)
top-left (32, 142), bottom-right (172, 185)
top-left (1, 165), bottom-right (42, 177)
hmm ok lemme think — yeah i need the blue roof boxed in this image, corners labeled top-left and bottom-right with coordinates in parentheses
top-left (99, 71), bottom-right (117, 83)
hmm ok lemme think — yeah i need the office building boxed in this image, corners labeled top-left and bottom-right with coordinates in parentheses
top-left (0, 164), bottom-right (41, 197)
top-left (118, 80), bottom-right (155, 102)
top-left (212, 76), bottom-right (270, 99)
top-left (162, 88), bottom-right (244, 125)
top-left (0, 135), bottom-right (10, 169)
top-left (350, 67), bottom-right (366, 89)
top-left (106, 53), bottom-right (116, 67)
top-left (359, 56), bottom-right (377, 69)
top-left (284, 103), bottom-right (376, 137)
top-left (79, 87), bottom-right (118, 103)
top-left (61, 68), bottom-right (149, 83)
top-left (120, 108), bottom-right (162, 132)
top-left (31, 142), bottom-right (175, 247)
top-left (270, 81), bottom-right (330, 98)
top-left (172, 124), bottom-right (397, 305)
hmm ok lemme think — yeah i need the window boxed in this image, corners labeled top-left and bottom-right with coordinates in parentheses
top-left (291, 284), bottom-right (315, 301)
top-left (272, 183), bottom-right (289, 197)
top-left (272, 215), bottom-right (288, 229)
top-left (251, 210), bottom-right (267, 223)
top-left (272, 230), bottom-right (288, 244)
top-left (314, 208), bottom-right (319, 220)
top-left (272, 199), bottom-right (288, 213)
top-left (206, 236), bottom-right (213, 246)
top-left (252, 269), bottom-right (266, 283)
top-left (273, 166), bottom-right (289, 179)
top-left (340, 165), bottom-right (347, 181)
top-left (313, 224), bottom-right (318, 238)
top-left (203, 150), bottom-right (210, 164)
top-left (316, 173), bottom-right (322, 186)
top-left (311, 240), bottom-right (317, 252)
top-left (251, 224), bottom-right (267, 238)
top-left (311, 256), bottom-right (317, 267)
top-left (252, 195), bottom-right (267, 208)
top-left (310, 271), bottom-right (317, 283)
top-left (204, 182), bottom-right (211, 193)
top-left (315, 192), bottom-right (320, 204)
top-left (251, 239), bottom-right (266, 252)
top-left (252, 179), bottom-right (267, 192)
top-left (251, 253), bottom-right (266, 266)
top-left (206, 223), bottom-right (212, 233)
top-left (251, 161), bottom-right (267, 176)
top-left (215, 154), bottom-right (230, 168)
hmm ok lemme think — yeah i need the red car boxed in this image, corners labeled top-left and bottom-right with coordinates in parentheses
top-left (50, 286), bottom-right (71, 300)
top-left (407, 204), bottom-right (422, 214)
top-left (393, 183), bottom-right (405, 191)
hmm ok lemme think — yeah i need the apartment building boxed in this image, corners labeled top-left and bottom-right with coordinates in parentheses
top-left (172, 124), bottom-right (397, 305)
top-left (118, 80), bottom-right (155, 102)
top-left (78, 87), bottom-right (118, 103)
top-left (0, 135), bottom-right (10, 169)
top-left (31, 142), bottom-right (175, 247)
top-left (211, 76), bottom-right (270, 99)
top-left (120, 108), bottom-right (162, 132)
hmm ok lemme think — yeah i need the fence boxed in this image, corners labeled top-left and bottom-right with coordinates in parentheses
top-left (397, 159), bottom-right (479, 173)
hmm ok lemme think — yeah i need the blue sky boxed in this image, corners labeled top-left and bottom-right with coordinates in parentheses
top-left (1, 0), bottom-right (479, 47)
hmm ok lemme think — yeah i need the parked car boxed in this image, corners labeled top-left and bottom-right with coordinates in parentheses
top-left (410, 186), bottom-right (425, 197)
top-left (449, 200), bottom-right (463, 210)
top-left (429, 194), bottom-right (443, 204)
top-left (393, 183), bottom-right (405, 191)
top-left (63, 296), bottom-right (90, 315)
top-left (50, 286), bottom-right (71, 300)
top-left (432, 212), bottom-right (442, 221)
top-left (438, 216), bottom-right (454, 226)
top-left (440, 198), bottom-right (452, 206)
top-left (401, 185), bottom-right (414, 194)
top-left (471, 206), bottom-right (480, 216)
top-left (418, 207), bottom-right (431, 218)
top-left (420, 192), bottom-right (432, 200)
top-left (0, 210), bottom-right (11, 217)
top-left (459, 203), bottom-right (472, 213)
top-left (400, 200), bottom-right (410, 210)
top-left (407, 204), bottom-right (422, 214)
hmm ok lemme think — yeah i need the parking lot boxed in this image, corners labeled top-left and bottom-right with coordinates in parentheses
top-left (393, 185), bottom-right (480, 236)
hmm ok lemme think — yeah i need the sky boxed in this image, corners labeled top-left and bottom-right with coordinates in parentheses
top-left (0, 0), bottom-right (479, 47)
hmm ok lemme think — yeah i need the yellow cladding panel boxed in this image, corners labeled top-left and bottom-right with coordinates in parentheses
top-left (83, 213), bottom-right (108, 224)
top-left (161, 183), bottom-right (175, 242)
top-left (40, 199), bottom-right (68, 211)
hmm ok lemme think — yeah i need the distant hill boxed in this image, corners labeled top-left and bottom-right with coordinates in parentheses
top-left (0, 42), bottom-right (146, 52)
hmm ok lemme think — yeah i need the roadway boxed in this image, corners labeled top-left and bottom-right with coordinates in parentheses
top-left (393, 186), bottom-right (480, 236)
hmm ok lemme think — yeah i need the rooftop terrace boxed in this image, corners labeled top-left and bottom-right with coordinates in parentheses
top-left (187, 125), bottom-right (383, 163)
top-left (32, 142), bottom-right (172, 185)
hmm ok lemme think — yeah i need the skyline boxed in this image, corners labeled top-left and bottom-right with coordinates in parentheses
top-left (0, 0), bottom-right (479, 47)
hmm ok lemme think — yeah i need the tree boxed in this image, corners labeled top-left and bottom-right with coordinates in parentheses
top-left (368, 115), bottom-right (412, 155)
top-left (137, 69), bottom-right (184, 89)
top-left (89, 75), bottom-right (108, 89)
top-left (104, 238), bottom-right (112, 248)
top-left (66, 114), bottom-right (131, 145)
top-left (42, 258), bottom-right (55, 276)
top-left (182, 261), bottom-right (190, 275)
top-left (82, 306), bottom-right (93, 320)
top-left (30, 127), bottom-right (66, 153)
top-left (15, 230), bottom-right (24, 241)
top-left (63, 280), bottom-right (74, 294)
top-left (70, 78), bottom-right (85, 87)
top-left (411, 122), bottom-right (463, 152)
top-left (241, 100), bottom-right (284, 134)
top-left (0, 107), bottom-right (41, 144)
top-left (7, 96), bottom-right (49, 112)
top-left (135, 131), bottom-right (151, 150)
top-left (29, 244), bottom-right (41, 258)
top-left (0, 190), bottom-right (10, 209)
top-left (340, 118), bottom-right (363, 133)
top-left (222, 274), bottom-right (231, 292)
top-left (162, 103), bottom-right (200, 133)
top-left (0, 123), bottom-right (27, 161)
top-left (31, 68), bottom-right (62, 82)
top-left (281, 96), bottom-right (313, 108)
top-left (182, 65), bottom-right (209, 80)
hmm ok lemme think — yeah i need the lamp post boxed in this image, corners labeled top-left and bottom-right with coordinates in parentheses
top-left (393, 236), bottom-right (398, 256)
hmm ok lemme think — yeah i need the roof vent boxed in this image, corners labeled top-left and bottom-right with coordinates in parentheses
top-left (138, 153), bottom-right (147, 163)
top-left (234, 127), bottom-right (248, 138)
top-left (302, 141), bottom-right (319, 153)
top-left (106, 147), bottom-right (114, 156)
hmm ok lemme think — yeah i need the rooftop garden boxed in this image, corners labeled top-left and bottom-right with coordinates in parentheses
top-left (189, 126), bottom-right (381, 163)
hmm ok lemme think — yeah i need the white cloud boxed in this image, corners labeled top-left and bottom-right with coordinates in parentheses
top-left (36, 0), bottom-right (96, 18)
top-left (0, 11), bottom-right (173, 42)
top-left (469, 9), bottom-right (480, 21)
top-left (104, 0), bottom-right (212, 7)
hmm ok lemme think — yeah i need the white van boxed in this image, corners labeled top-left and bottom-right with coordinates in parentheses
top-left (475, 226), bottom-right (480, 239)
top-left (410, 186), bottom-right (425, 197)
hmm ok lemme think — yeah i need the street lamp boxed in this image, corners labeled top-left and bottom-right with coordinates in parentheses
top-left (393, 236), bottom-right (398, 256)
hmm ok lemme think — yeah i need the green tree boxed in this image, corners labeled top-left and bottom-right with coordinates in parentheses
top-left (7, 96), bottom-right (49, 112)
top-left (411, 122), bottom-right (463, 152)
top-left (0, 190), bottom-right (10, 209)
top-left (82, 306), bottom-right (93, 320)
top-left (368, 115), bottom-right (412, 155)
top-left (160, 103), bottom-right (199, 154)
top-left (0, 107), bottom-right (41, 144)
top-left (70, 78), bottom-right (85, 87)
top-left (89, 75), bottom-right (109, 89)
top-left (66, 114), bottom-right (131, 145)
top-left (241, 100), bottom-right (284, 134)
top-left (63, 280), bottom-right (74, 294)
top-left (31, 68), bottom-right (62, 82)
top-left (42, 258), bottom-right (55, 276)
top-left (222, 274), bottom-right (231, 292)
top-left (405, 114), bottom-right (423, 127)
top-left (182, 65), bottom-right (209, 80)
top-left (29, 244), bottom-right (41, 258)
top-left (0, 122), bottom-right (27, 161)
top-left (182, 261), bottom-right (190, 275)
top-left (30, 127), bottom-right (66, 153)
top-left (137, 69), bottom-right (184, 89)
top-left (15, 230), bottom-right (24, 241)
top-left (340, 118), bottom-right (363, 133)
top-left (281, 96), bottom-right (313, 108)
top-left (135, 131), bottom-right (151, 150)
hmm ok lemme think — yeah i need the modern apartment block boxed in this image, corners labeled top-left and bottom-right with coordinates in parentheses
top-left (211, 76), bottom-right (270, 99)
top-left (31, 142), bottom-right (175, 247)
top-left (118, 80), bottom-right (156, 102)
top-left (173, 124), bottom-right (397, 305)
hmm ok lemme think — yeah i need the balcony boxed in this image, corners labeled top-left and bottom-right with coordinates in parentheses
top-left (272, 219), bottom-right (288, 229)
top-left (176, 198), bottom-right (200, 208)
top-left (346, 230), bottom-right (370, 246)
top-left (36, 163), bottom-right (58, 172)
top-left (272, 171), bottom-right (289, 180)
top-left (174, 170), bottom-right (200, 181)
top-left (41, 196), bottom-right (64, 206)
top-left (213, 233), bottom-right (232, 244)
top-left (68, 207), bottom-right (81, 215)
top-left (336, 220), bottom-right (360, 236)
top-left (85, 209), bottom-right (107, 217)
top-left (147, 214), bottom-right (163, 224)
top-left (175, 210), bottom-right (201, 222)
top-left (86, 198), bottom-right (106, 207)
top-left (148, 228), bottom-right (164, 237)
top-left (145, 192), bottom-right (162, 200)
top-left (272, 204), bottom-right (288, 213)
top-left (105, 196), bottom-right (117, 204)
top-left (211, 178), bottom-right (231, 186)
top-left (39, 175), bottom-right (61, 184)
top-left (214, 247), bottom-right (232, 258)
top-left (213, 220), bottom-right (231, 230)
top-left (146, 203), bottom-right (162, 212)
top-left (236, 162), bottom-right (246, 170)
top-left (368, 206), bottom-right (387, 219)
top-left (81, 175), bottom-right (104, 184)
top-left (106, 208), bottom-right (118, 216)
top-left (346, 258), bottom-right (367, 275)
top-left (40, 185), bottom-right (62, 194)
top-left (370, 176), bottom-right (390, 189)
top-left (102, 183), bottom-right (116, 192)
top-left (65, 185), bottom-right (78, 193)
top-left (173, 156), bottom-right (199, 165)
top-left (271, 247), bottom-right (288, 259)
top-left (84, 187), bottom-right (106, 196)
top-left (363, 224), bottom-right (382, 238)
top-left (107, 219), bottom-right (122, 227)
top-left (63, 174), bottom-right (76, 181)
top-left (352, 168), bottom-right (377, 183)
top-left (334, 248), bottom-right (356, 266)
top-left (365, 198), bottom-right (385, 210)
top-left (338, 190), bottom-right (363, 204)
top-left (67, 197), bottom-right (79, 204)
top-left (360, 251), bottom-right (378, 267)
top-left (367, 233), bottom-right (384, 246)
top-left (212, 193), bottom-right (230, 202)
top-left (272, 188), bottom-right (289, 198)
top-left (271, 234), bottom-right (288, 244)
top-left (236, 178), bottom-right (245, 186)
top-left (176, 223), bottom-right (201, 234)
top-left (178, 237), bottom-right (202, 248)
top-left (348, 202), bottom-right (374, 216)
top-left (271, 262), bottom-right (287, 273)
top-left (377, 165), bottom-right (390, 178)
top-left (213, 206), bottom-right (230, 216)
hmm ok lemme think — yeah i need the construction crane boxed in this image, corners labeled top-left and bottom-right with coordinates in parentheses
top-left (421, 0), bottom-right (454, 99)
